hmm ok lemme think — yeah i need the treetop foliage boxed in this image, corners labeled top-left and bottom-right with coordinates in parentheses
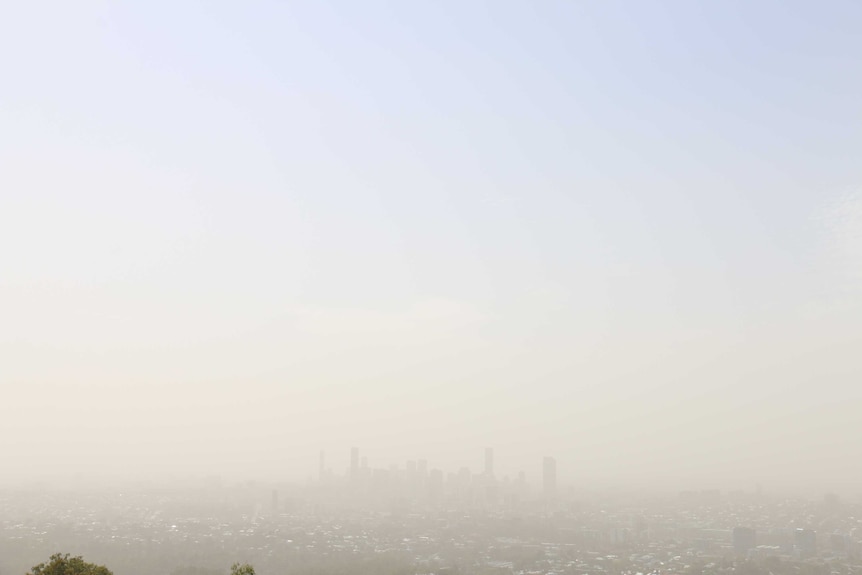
top-left (229, 564), bottom-right (255, 575)
top-left (27, 554), bottom-right (256, 575)
top-left (28, 554), bottom-right (113, 575)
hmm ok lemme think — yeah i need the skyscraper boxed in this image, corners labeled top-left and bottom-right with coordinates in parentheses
top-left (795, 528), bottom-right (817, 558)
top-left (350, 447), bottom-right (359, 480)
top-left (484, 447), bottom-right (494, 477)
top-left (543, 456), bottom-right (557, 499)
top-left (319, 450), bottom-right (325, 483)
top-left (733, 527), bottom-right (757, 555)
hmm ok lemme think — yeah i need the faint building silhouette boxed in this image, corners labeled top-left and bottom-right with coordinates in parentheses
top-left (350, 447), bottom-right (359, 480)
top-left (485, 448), bottom-right (494, 477)
top-left (543, 456), bottom-right (556, 499)
top-left (733, 526), bottom-right (757, 555)
top-left (795, 528), bottom-right (817, 558)
top-left (318, 450), bottom-right (325, 483)
top-left (428, 468), bottom-right (443, 503)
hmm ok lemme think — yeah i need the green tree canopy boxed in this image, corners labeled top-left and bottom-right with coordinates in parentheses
top-left (229, 564), bottom-right (254, 575)
top-left (28, 554), bottom-right (113, 575)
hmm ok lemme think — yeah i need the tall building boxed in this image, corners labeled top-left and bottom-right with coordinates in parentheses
top-left (428, 469), bottom-right (443, 502)
top-left (485, 448), bottom-right (494, 477)
top-left (350, 447), bottom-right (359, 480)
top-left (318, 450), bottom-right (325, 483)
top-left (795, 528), bottom-right (817, 557)
top-left (733, 527), bottom-right (757, 555)
top-left (543, 456), bottom-right (557, 499)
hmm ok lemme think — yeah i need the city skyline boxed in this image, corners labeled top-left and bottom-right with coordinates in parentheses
top-left (2, 1), bottom-right (861, 496)
top-left (3, 1), bottom-right (862, 574)
top-left (319, 446), bottom-right (550, 483)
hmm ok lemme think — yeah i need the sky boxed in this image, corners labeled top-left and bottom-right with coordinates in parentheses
top-left (1, 1), bottom-right (861, 494)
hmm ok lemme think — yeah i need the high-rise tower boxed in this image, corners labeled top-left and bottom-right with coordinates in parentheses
top-left (318, 450), bottom-right (325, 482)
top-left (350, 447), bottom-right (359, 480)
top-left (543, 456), bottom-right (557, 499)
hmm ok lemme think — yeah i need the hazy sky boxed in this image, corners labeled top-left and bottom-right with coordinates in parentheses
top-left (2, 1), bottom-right (861, 494)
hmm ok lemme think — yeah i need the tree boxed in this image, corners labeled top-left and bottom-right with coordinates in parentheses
top-left (28, 554), bottom-right (112, 575)
top-left (229, 564), bottom-right (254, 575)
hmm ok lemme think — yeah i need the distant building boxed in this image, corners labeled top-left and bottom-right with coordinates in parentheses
top-left (350, 447), bottom-right (359, 479)
top-left (318, 450), bottom-right (325, 482)
top-left (680, 490), bottom-right (722, 505)
top-left (458, 466), bottom-right (470, 486)
top-left (371, 467), bottom-right (389, 490)
top-left (795, 528), bottom-right (817, 557)
top-left (485, 448), bottom-right (494, 477)
top-left (428, 468), bottom-right (443, 502)
top-left (733, 527), bottom-right (757, 555)
top-left (543, 456), bottom-right (557, 499)
top-left (830, 532), bottom-right (847, 552)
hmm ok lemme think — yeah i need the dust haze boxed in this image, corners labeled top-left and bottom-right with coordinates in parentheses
top-left (2, 2), bottom-right (862, 575)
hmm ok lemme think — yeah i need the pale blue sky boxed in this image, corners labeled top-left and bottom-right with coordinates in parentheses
top-left (1, 1), bottom-right (861, 492)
